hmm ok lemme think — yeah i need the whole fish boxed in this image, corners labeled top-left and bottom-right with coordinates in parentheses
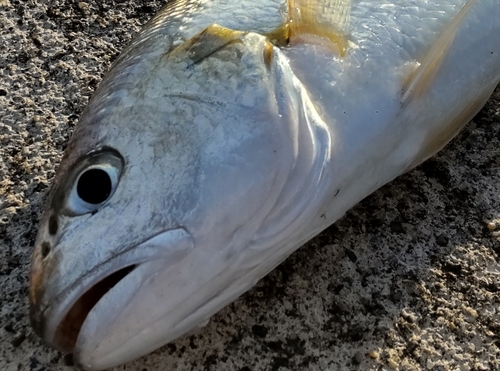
top-left (29, 0), bottom-right (500, 369)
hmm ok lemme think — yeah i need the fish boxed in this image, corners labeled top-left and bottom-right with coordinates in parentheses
top-left (29, 0), bottom-right (500, 369)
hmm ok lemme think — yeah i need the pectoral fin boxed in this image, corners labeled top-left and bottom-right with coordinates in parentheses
top-left (401, 0), bottom-right (479, 105)
top-left (168, 24), bottom-right (245, 64)
top-left (407, 86), bottom-right (494, 171)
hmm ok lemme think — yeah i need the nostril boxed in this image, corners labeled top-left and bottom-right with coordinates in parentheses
top-left (48, 214), bottom-right (58, 235)
top-left (41, 242), bottom-right (51, 259)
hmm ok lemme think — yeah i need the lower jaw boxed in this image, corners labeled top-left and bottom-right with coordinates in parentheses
top-left (52, 265), bottom-right (137, 353)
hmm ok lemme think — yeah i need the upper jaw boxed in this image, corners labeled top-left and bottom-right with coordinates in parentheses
top-left (29, 227), bottom-right (194, 355)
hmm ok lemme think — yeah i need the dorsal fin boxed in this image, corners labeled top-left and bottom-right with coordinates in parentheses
top-left (287, 0), bottom-right (352, 56)
top-left (401, 0), bottom-right (479, 104)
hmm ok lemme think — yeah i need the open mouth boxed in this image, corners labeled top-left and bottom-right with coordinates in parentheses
top-left (53, 265), bottom-right (136, 353)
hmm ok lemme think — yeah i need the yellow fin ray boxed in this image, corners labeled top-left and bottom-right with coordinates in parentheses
top-left (401, 0), bottom-right (479, 104)
top-left (287, 0), bottom-right (352, 56)
top-left (406, 86), bottom-right (495, 171)
top-left (168, 24), bottom-right (245, 64)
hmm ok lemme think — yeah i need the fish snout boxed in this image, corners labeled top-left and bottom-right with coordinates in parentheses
top-left (29, 239), bottom-right (52, 340)
top-left (29, 227), bottom-right (64, 344)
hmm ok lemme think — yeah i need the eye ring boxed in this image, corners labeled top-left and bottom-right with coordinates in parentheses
top-left (64, 148), bottom-right (124, 215)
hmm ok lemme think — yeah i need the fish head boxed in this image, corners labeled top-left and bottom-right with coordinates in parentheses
top-left (29, 24), bottom-right (323, 370)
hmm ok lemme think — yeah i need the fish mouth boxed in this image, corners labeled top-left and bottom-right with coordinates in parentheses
top-left (52, 265), bottom-right (137, 353)
top-left (36, 227), bottom-right (194, 358)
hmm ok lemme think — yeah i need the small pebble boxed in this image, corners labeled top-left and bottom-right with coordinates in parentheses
top-left (390, 221), bottom-right (404, 233)
top-left (402, 309), bottom-right (418, 323)
top-left (78, 2), bottom-right (89, 10)
top-left (4, 323), bottom-right (15, 333)
top-left (390, 290), bottom-right (403, 303)
top-left (11, 332), bottom-right (25, 348)
top-left (436, 233), bottom-right (449, 246)
top-left (427, 358), bottom-right (435, 369)
top-left (352, 351), bottom-right (364, 365)
top-left (251, 324), bottom-right (268, 338)
top-left (345, 249), bottom-right (358, 263)
top-left (464, 306), bottom-right (478, 318)
top-left (4, 207), bottom-right (17, 215)
top-left (487, 221), bottom-right (496, 231)
top-left (388, 358), bottom-right (399, 369)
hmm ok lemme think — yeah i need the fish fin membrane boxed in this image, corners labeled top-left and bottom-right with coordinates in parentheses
top-left (168, 24), bottom-right (245, 64)
top-left (401, 0), bottom-right (479, 105)
top-left (285, 0), bottom-right (352, 56)
top-left (405, 85), bottom-right (495, 171)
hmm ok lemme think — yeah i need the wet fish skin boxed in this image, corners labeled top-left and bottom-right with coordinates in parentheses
top-left (29, 0), bottom-right (500, 370)
top-left (30, 22), bottom-right (308, 369)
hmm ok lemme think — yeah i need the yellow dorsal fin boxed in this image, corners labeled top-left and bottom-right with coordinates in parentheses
top-left (402, 0), bottom-right (479, 104)
top-left (287, 0), bottom-right (352, 56)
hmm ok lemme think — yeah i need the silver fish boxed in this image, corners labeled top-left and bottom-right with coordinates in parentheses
top-left (29, 0), bottom-right (500, 369)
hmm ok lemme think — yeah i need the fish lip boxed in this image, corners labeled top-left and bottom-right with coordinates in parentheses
top-left (52, 264), bottom-right (139, 354)
top-left (40, 227), bottom-right (194, 352)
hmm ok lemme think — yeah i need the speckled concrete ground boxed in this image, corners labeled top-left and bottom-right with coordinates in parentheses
top-left (1, 1), bottom-right (499, 371)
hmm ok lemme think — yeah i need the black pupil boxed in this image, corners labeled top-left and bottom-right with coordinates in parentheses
top-left (77, 169), bottom-right (112, 205)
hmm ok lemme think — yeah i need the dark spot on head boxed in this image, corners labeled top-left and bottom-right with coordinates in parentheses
top-left (48, 214), bottom-right (58, 235)
top-left (41, 242), bottom-right (51, 259)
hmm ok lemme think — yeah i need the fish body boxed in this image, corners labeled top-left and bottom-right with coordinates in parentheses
top-left (29, 0), bottom-right (500, 369)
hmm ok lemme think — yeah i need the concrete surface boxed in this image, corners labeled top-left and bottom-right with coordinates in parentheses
top-left (0, 1), bottom-right (499, 370)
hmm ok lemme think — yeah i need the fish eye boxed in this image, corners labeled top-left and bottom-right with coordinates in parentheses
top-left (77, 168), bottom-right (112, 205)
top-left (65, 149), bottom-right (124, 215)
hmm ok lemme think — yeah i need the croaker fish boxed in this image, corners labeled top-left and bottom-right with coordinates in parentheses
top-left (29, 0), bottom-right (500, 369)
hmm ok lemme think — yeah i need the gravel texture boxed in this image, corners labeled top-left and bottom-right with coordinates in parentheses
top-left (1, 1), bottom-right (499, 370)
